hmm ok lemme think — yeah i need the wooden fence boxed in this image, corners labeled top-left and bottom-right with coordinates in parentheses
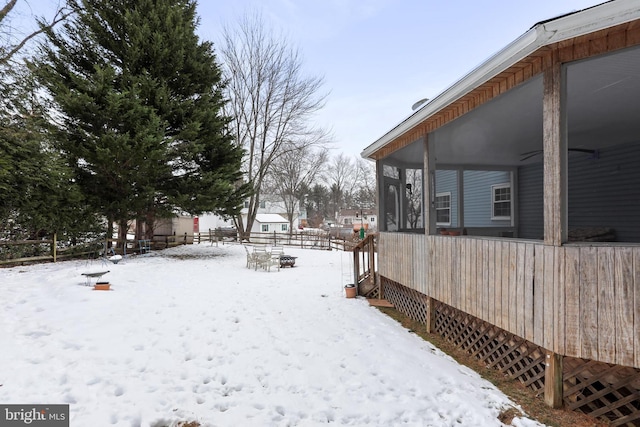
top-left (1, 229), bottom-right (361, 266)
top-left (378, 232), bottom-right (640, 369)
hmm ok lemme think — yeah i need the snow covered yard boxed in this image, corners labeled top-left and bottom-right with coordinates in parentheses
top-left (0, 243), bottom-right (543, 426)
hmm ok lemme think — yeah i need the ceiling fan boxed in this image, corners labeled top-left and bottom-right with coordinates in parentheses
top-left (519, 148), bottom-right (597, 162)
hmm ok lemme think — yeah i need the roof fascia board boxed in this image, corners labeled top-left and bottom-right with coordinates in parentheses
top-left (361, 0), bottom-right (640, 160)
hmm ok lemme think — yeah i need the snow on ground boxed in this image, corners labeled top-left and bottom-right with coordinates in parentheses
top-left (0, 243), bottom-right (544, 426)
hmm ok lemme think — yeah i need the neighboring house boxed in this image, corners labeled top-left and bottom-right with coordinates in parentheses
top-left (242, 196), bottom-right (307, 229)
top-left (196, 195), bottom-right (308, 236)
top-left (248, 213), bottom-right (290, 244)
top-left (336, 209), bottom-right (377, 232)
top-left (361, 1), bottom-right (640, 423)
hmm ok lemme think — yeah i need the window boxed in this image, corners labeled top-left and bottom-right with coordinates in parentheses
top-left (344, 218), bottom-right (352, 225)
top-left (261, 224), bottom-right (269, 232)
top-left (435, 192), bottom-right (451, 226)
top-left (370, 217), bottom-right (375, 223)
top-left (244, 201), bottom-right (249, 208)
top-left (281, 224), bottom-right (288, 231)
top-left (492, 183), bottom-right (511, 220)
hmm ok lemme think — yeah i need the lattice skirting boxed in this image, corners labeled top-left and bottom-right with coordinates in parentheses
top-left (380, 276), bottom-right (640, 427)
top-left (564, 358), bottom-right (640, 426)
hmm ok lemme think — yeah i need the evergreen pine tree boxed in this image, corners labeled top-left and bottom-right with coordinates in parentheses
top-left (35, 0), bottom-right (248, 239)
top-left (0, 64), bottom-right (94, 241)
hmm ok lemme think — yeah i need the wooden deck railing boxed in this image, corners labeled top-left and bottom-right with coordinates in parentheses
top-left (378, 232), bottom-right (640, 369)
top-left (352, 234), bottom-right (377, 296)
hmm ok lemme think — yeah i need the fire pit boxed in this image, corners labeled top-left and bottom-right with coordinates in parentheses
top-left (280, 255), bottom-right (297, 268)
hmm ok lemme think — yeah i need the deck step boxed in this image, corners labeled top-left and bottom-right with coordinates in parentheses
top-left (368, 299), bottom-right (394, 308)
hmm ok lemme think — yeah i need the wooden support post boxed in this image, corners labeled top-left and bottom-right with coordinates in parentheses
top-left (544, 350), bottom-right (564, 408)
top-left (353, 248), bottom-right (360, 290)
top-left (426, 297), bottom-right (436, 333)
top-left (368, 238), bottom-right (377, 296)
top-left (51, 233), bottom-right (57, 262)
top-left (543, 52), bottom-right (567, 246)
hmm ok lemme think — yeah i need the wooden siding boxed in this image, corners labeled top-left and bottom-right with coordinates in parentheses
top-left (379, 232), bottom-right (640, 368)
top-left (463, 170), bottom-right (511, 228)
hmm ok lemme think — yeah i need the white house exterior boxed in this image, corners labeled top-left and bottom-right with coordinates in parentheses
top-left (336, 209), bottom-right (378, 232)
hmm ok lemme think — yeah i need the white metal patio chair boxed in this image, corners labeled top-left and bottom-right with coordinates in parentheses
top-left (265, 247), bottom-right (284, 272)
top-left (244, 245), bottom-right (259, 269)
top-left (253, 247), bottom-right (270, 271)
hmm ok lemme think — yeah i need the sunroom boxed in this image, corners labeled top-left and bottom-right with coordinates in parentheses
top-left (374, 44), bottom-right (640, 243)
top-left (360, 1), bottom-right (640, 421)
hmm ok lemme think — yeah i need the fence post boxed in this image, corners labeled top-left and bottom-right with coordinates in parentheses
top-left (544, 351), bottom-right (563, 408)
top-left (51, 233), bottom-right (57, 262)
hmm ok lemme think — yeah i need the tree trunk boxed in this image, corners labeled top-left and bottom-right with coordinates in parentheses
top-left (118, 219), bottom-right (128, 253)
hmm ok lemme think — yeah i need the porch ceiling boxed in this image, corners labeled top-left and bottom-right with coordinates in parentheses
top-left (385, 46), bottom-right (640, 168)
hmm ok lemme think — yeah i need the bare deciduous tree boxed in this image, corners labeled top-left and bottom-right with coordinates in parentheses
top-left (352, 158), bottom-right (376, 209)
top-left (265, 144), bottom-right (328, 234)
top-left (219, 11), bottom-right (329, 240)
top-left (325, 153), bottom-right (374, 217)
top-left (1, 0), bottom-right (69, 65)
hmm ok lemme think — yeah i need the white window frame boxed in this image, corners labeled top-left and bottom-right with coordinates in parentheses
top-left (281, 224), bottom-right (288, 231)
top-left (261, 224), bottom-right (269, 232)
top-left (435, 192), bottom-right (451, 226)
top-left (491, 183), bottom-right (512, 220)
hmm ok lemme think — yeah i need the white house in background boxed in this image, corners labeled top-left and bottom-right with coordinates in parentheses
top-left (196, 195), bottom-right (307, 236)
top-left (252, 213), bottom-right (289, 234)
top-left (336, 209), bottom-right (378, 232)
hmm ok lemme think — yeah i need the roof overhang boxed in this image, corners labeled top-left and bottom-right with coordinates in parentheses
top-left (361, 0), bottom-right (640, 160)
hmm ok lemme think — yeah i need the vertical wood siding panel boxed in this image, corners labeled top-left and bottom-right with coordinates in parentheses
top-left (477, 239), bottom-right (484, 320)
top-left (452, 238), bottom-right (460, 309)
top-left (581, 247), bottom-right (599, 361)
top-left (564, 246), bottom-right (582, 358)
top-left (487, 240), bottom-right (497, 325)
top-left (543, 246), bottom-right (556, 351)
top-left (510, 242), bottom-right (519, 334)
top-left (459, 238), bottom-right (466, 312)
top-left (516, 242), bottom-right (526, 338)
top-left (496, 241), bottom-right (504, 330)
top-left (419, 236), bottom-right (427, 295)
top-left (436, 237), bottom-right (443, 302)
top-left (554, 246), bottom-right (565, 355)
top-left (534, 244), bottom-right (545, 347)
top-left (598, 247), bottom-right (616, 363)
top-left (482, 240), bottom-right (493, 322)
top-left (446, 238), bottom-right (452, 306)
top-left (524, 243), bottom-right (535, 342)
top-left (434, 237), bottom-right (441, 301)
top-left (429, 236), bottom-right (436, 296)
top-left (501, 241), bottom-right (511, 330)
top-left (614, 247), bottom-right (634, 366)
top-left (634, 247), bottom-right (640, 368)
top-left (469, 239), bottom-right (477, 317)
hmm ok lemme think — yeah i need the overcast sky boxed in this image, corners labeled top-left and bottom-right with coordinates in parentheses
top-left (15, 0), bottom-right (604, 159)
top-left (196, 0), bottom-right (606, 159)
